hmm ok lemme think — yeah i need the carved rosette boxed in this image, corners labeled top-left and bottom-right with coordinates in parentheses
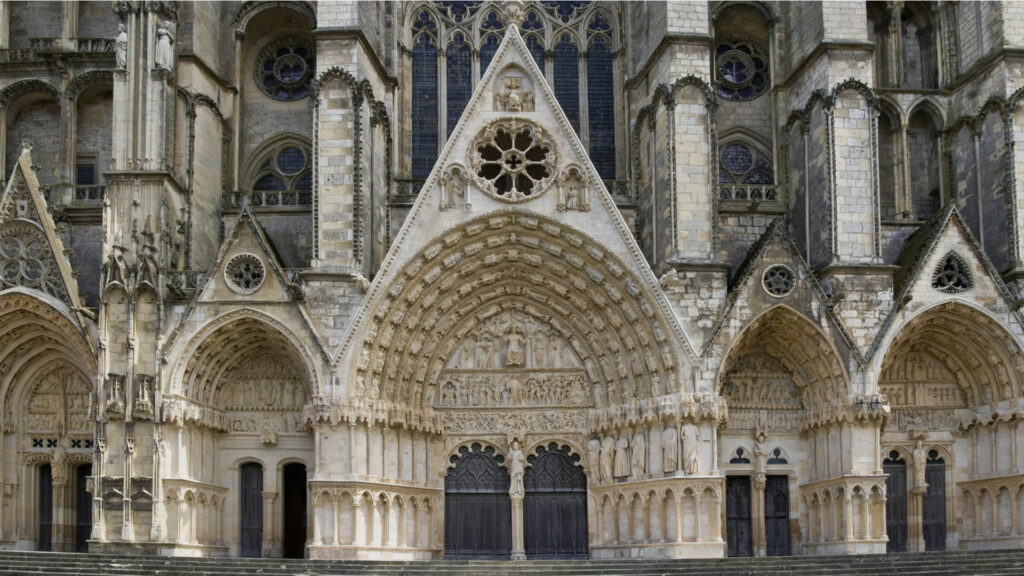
top-left (468, 119), bottom-right (557, 203)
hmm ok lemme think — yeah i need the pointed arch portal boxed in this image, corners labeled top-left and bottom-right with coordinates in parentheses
top-left (444, 443), bottom-right (511, 559)
top-left (523, 443), bottom-right (588, 559)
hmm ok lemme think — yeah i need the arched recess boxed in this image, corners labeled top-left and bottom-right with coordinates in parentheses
top-left (0, 291), bottom-right (95, 549)
top-left (906, 101), bottom-right (944, 221)
top-left (876, 100), bottom-right (901, 220)
top-left (345, 211), bottom-right (684, 415)
top-left (2, 82), bottom-right (61, 190)
top-left (717, 305), bottom-right (851, 480)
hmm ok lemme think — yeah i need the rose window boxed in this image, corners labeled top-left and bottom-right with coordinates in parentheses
top-left (932, 252), bottom-right (972, 293)
top-left (225, 254), bottom-right (266, 295)
top-left (470, 120), bottom-right (556, 202)
top-left (255, 39), bottom-right (315, 101)
top-left (0, 223), bottom-right (66, 300)
top-left (762, 264), bottom-right (795, 297)
top-left (716, 39), bottom-right (769, 101)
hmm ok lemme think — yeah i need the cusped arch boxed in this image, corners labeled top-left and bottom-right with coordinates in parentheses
top-left (344, 211), bottom-right (685, 412)
top-left (170, 308), bottom-right (319, 405)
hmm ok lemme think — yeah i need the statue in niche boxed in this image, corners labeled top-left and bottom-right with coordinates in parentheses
top-left (600, 436), bottom-right (614, 483)
top-left (508, 439), bottom-right (525, 497)
top-left (115, 23), bottom-right (128, 69)
top-left (154, 21), bottom-right (174, 70)
top-left (50, 447), bottom-right (67, 487)
top-left (504, 321), bottom-right (525, 367)
top-left (681, 423), bottom-right (700, 475)
top-left (558, 170), bottom-right (589, 212)
top-left (136, 377), bottom-right (152, 413)
top-left (441, 168), bottom-right (468, 211)
top-left (614, 434), bottom-right (630, 478)
top-left (496, 76), bottom-right (534, 112)
top-left (631, 430), bottom-right (646, 478)
top-left (913, 440), bottom-right (928, 490)
top-left (662, 425), bottom-right (679, 473)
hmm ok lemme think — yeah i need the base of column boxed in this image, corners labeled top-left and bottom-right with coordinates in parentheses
top-left (510, 551), bottom-right (526, 560)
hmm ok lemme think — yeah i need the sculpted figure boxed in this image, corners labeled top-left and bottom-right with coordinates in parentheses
top-left (50, 447), bottom-right (67, 486)
top-left (631, 430), bottom-right (646, 477)
top-left (508, 439), bottom-right (525, 497)
top-left (115, 23), bottom-right (128, 69)
top-left (600, 436), bottom-right (614, 482)
top-left (507, 377), bottom-right (522, 406)
top-left (505, 323), bottom-right (525, 367)
top-left (588, 438), bottom-right (601, 482)
top-left (913, 440), bottom-right (927, 490)
top-left (614, 434), bottom-right (630, 478)
top-left (530, 333), bottom-right (546, 368)
top-left (681, 423), bottom-right (700, 475)
top-left (662, 425), bottom-right (679, 473)
top-left (754, 433), bottom-right (768, 481)
top-left (155, 21), bottom-right (174, 70)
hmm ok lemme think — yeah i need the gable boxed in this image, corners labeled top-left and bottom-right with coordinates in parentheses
top-left (0, 144), bottom-right (82, 311)
top-left (198, 211), bottom-right (297, 303)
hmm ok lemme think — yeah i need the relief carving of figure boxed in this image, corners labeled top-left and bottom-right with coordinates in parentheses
top-left (754, 432), bottom-right (768, 482)
top-left (530, 333), bottom-right (546, 369)
top-left (588, 438), bottom-right (601, 482)
top-left (507, 377), bottom-right (522, 406)
top-left (508, 439), bottom-right (525, 497)
top-left (441, 168), bottom-right (468, 211)
top-left (154, 21), bottom-right (174, 70)
top-left (505, 322), bottom-right (525, 367)
top-left (600, 436), bottom-right (614, 483)
top-left (662, 425), bottom-right (678, 473)
top-left (614, 434), bottom-right (630, 478)
top-left (631, 430), bottom-right (646, 478)
top-left (681, 423), bottom-right (699, 475)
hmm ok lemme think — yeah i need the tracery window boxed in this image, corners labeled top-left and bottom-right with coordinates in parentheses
top-left (932, 252), bottom-right (972, 293)
top-left (719, 141), bottom-right (776, 200)
top-left (715, 39), bottom-right (769, 102)
top-left (409, 1), bottom-right (618, 179)
top-left (254, 38), bottom-right (315, 101)
top-left (246, 143), bottom-right (313, 207)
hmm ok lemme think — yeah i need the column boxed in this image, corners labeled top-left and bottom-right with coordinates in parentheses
top-left (844, 491), bottom-right (854, 541)
top-left (262, 492), bottom-right (276, 556)
top-left (675, 494), bottom-right (684, 543)
top-left (909, 486), bottom-right (926, 552)
top-left (752, 475), bottom-right (766, 556)
top-left (510, 493), bottom-right (526, 560)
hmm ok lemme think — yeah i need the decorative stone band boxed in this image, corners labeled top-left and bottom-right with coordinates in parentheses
top-left (587, 392), bottom-right (726, 434)
top-left (302, 398), bottom-right (446, 436)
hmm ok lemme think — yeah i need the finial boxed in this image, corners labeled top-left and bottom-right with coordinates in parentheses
top-left (503, 0), bottom-right (525, 29)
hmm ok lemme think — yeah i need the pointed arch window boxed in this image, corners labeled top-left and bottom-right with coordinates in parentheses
top-left (407, 2), bottom-right (617, 180)
top-left (246, 143), bottom-right (313, 207)
top-left (719, 140), bottom-right (775, 200)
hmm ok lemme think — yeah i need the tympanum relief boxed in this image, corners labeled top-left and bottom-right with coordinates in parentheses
top-left (494, 74), bottom-right (535, 113)
top-left (435, 311), bottom-right (590, 435)
top-left (23, 365), bottom-right (91, 436)
top-left (213, 358), bottom-right (311, 441)
top-left (720, 352), bottom-right (802, 432)
top-left (880, 350), bottom-right (966, 431)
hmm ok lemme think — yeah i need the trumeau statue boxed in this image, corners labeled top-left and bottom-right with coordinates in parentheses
top-left (508, 439), bottom-right (525, 497)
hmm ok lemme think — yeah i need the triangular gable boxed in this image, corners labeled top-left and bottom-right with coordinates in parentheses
top-left (198, 210), bottom-right (300, 303)
top-left (161, 210), bottom-right (329, 363)
top-left (0, 143), bottom-right (84, 314)
top-left (346, 24), bottom-right (696, 360)
top-left (704, 219), bottom-right (858, 363)
top-left (869, 204), bottom-right (1023, 360)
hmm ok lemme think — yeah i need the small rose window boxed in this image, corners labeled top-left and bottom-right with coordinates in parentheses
top-left (225, 254), bottom-right (266, 294)
top-left (255, 39), bottom-right (315, 101)
top-left (471, 120), bottom-right (555, 202)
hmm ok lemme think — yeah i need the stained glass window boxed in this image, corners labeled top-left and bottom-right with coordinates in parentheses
top-left (411, 11), bottom-right (439, 179)
top-left (716, 40), bottom-right (769, 101)
top-left (553, 34), bottom-right (580, 133)
top-left (447, 33), bottom-right (472, 136)
top-left (587, 13), bottom-right (615, 179)
top-left (720, 142), bottom-right (772, 184)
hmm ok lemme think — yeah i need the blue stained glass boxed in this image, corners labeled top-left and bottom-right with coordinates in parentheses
top-left (481, 11), bottom-right (504, 31)
top-left (587, 11), bottom-right (611, 32)
top-left (521, 10), bottom-right (544, 31)
top-left (412, 11), bottom-right (436, 35)
top-left (526, 34), bottom-right (545, 72)
top-left (480, 34), bottom-right (502, 77)
top-left (553, 34), bottom-right (580, 133)
top-left (412, 32), bottom-right (439, 179)
top-left (294, 171), bottom-right (313, 191)
top-left (277, 147), bottom-right (305, 175)
top-left (587, 35), bottom-right (615, 179)
top-left (446, 34), bottom-right (472, 136)
top-left (542, 1), bottom-right (590, 23)
top-left (254, 174), bottom-right (286, 191)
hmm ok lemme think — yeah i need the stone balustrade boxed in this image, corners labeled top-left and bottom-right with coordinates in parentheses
top-left (800, 475), bottom-right (888, 555)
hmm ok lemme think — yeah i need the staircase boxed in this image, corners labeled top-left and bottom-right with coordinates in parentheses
top-left (0, 549), bottom-right (1022, 576)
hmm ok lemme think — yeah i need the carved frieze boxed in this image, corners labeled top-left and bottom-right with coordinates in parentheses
top-left (444, 408), bottom-right (587, 435)
top-left (23, 365), bottom-right (91, 434)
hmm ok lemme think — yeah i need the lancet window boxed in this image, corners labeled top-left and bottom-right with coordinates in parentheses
top-left (407, 1), bottom-right (619, 180)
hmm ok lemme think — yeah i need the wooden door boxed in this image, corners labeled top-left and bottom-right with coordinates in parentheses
top-left (764, 475), bottom-right (790, 556)
top-left (75, 464), bottom-right (92, 553)
top-left (922, 451), bottom-right (946, 551)
top-left (523, 443), bottom-right (588, 559)
top-left (884, 451), bottom-right (907, 553)
top-left (240, 463), bottom-right (263, 557)
top-left (282, 463), bottom-right (307, 558)
top-left (38, 464), bottom-right (52, 551)
top-left (444, 443), bottom-right (511, 559)
top-left (726, 476), bottom-right (752, 557)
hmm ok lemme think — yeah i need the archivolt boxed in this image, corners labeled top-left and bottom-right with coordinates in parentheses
top-left (718, 306), bottom-right (850, 407)
top-left (348, 212), bottom-right (682, 411)
top-left (0, 290), bottom-right (94, 415)
top-left (175, 311), bottom-right (315, 406)
top-left (879, 302), bottom-right (1024, 407)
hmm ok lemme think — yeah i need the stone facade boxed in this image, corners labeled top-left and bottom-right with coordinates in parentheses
top-left (2, 0), bottom-right (1024, 562)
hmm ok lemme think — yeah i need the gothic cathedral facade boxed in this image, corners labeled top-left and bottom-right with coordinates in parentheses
top-left (1, 0), bottom-right (1024, 562)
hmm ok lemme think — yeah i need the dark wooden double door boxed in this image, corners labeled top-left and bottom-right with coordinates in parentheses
top-left (444, 442), bottom-right (588, 560)
top-left (726, 475), bottom-right (790, 557)
top-left (884, 451), bottom-right (946, 553)
top-left (240, 463), bottom-right (306, 558)
top-left (38, 463), bottom-right (92, 553)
